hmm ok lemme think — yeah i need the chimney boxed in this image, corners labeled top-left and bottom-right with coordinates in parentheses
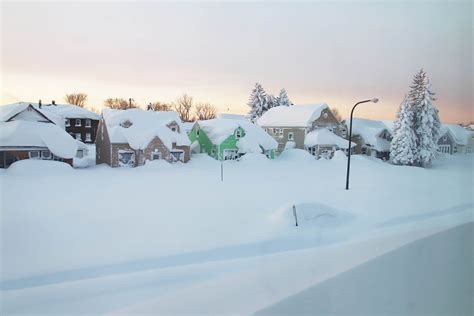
top-left (39, 99), bottom-right (42, 109)
top-left (52, 100), bottom-right (56, 106)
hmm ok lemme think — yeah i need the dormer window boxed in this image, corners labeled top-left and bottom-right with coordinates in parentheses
top-left (85, 119), bottom-right (91, 128)
top-left (65, 119), bottom-right (70, 127)
top-left (120, 120), bottom-right (133, 128)
top-left (323, 111), bottom-right (328, 119)
top-left (75, 119), bottom-right (82, 127)
top-left (171, 126), bottom-right (177, 132)
top-left (235, 129), bottom-right (242, 139)
top-left (167, 121), bottom-right (179, 133)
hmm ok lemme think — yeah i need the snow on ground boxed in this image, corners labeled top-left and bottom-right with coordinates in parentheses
top-left (0, 152), bottom-right (473, 314)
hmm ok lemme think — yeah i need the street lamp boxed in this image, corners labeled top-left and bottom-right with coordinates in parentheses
top-left (345, 98), bottom-right (379, 190)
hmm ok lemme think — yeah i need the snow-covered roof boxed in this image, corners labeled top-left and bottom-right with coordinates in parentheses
top-left (102, 109), bottom-right (190, 150)
top-left (183, 122), bottom-right (196, 133)
top-left (1, 102), bottom-right (100, 121)
top-left (441, 124), bottom-right (474, 146)
top-left (216, 113), bottom-right (248, 121)
top-left (351, 118), bottom-right (392, 151)
top-left (0, 121), bottom-right (78, 159)
top-left (304, 128), bottom-right (355, 148)
top-left (197, 118), bottom-right (278, 152)
top-left (257, 104), bottom-right (329, 127)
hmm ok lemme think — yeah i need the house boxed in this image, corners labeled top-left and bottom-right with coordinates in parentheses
top-left (438, 124), bottom-right (474, 154)
top-left (188, 118), bottom-right (278, 160)
top-left (1, 101), bottom-right (100, 143)
top-left (257, 104), bottom-right (348, 158)
top-left (349, 118), bottom-right (393, 160)
top-left (0, 103), bottom-right (84, 168)
top-left (95, 109), bottom-right (190, 167)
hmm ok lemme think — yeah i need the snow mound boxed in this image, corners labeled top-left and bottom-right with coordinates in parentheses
top-left (333, 150), bottom-right (347, 160)
top-left (239, 153), bottom-right (269, 164)
top-left (270, 202), bottom-right (353, 228)
top-left (277, 149), bottom-right (315, 163)
top-left (7, 160), bottom-right (73, 175)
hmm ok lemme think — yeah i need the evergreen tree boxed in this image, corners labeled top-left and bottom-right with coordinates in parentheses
top-left (266, 94), bottom-right (277, 110)
top-left (390, 96), bottom-right (417, 165)
top-left (277, 89), bottom-right (291, 107)
top-left (248, 83), bottom-right (267, 122)
top-left (408, 69), bottom-right (441, 166)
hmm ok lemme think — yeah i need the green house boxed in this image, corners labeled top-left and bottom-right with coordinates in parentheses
top-left (188, 119), bottom-right (277, 160)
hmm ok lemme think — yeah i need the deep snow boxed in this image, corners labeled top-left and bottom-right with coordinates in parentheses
top-left (0, 152), bottom-right (472, 314)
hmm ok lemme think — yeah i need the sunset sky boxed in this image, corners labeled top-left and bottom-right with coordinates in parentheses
top-left (1, 1), bottom-right (472, 123)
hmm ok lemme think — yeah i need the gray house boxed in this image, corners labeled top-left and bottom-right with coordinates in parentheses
top-left (257, 103), bottom-right (348, 158)
top-left (438, 124), bottom-right (474, 154)
top-left (96, 109), bottom-right (190, 167)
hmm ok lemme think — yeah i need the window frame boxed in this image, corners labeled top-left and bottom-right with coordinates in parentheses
top-left (85, 133), bottom-right (92, 142)
top-left (85, 119), bottom-right (91, 128)
top-left (29, 151), bottom-right (40, 159)
top-left (288, 132), bottom-right (294, 141)
top-left (75, 119), bottom-right (82, 127)
top-left (65, 119), bottom-right (70, 127)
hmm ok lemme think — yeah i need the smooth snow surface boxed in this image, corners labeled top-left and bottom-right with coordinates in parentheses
top-left (0, 121), bottom-right (78, 158)
top-left (1, 154), bottom-right (472, 315)
top-left (102, 109), bottom-right (190, 149)
top-left (304, 128), bottom-right (355, 148)
top-left (257, 103), bottom-right (328, 127)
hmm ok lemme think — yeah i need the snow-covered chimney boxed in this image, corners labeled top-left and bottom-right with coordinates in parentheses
top-left (52, 100), bottom-right (56, 106)
top-left (39, 99), bottom-right (42, 109)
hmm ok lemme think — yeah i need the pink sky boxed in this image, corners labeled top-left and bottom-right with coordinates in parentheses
top-left (1, 2), bottom-right (472, 123)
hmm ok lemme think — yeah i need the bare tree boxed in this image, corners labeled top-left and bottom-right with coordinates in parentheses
top-left (195, 103), bottom-right (217, 120)
top-left (65, 93), bottom-right (88, 107)
top-left (104, 98), bottom-right (138, 109)
top-left (331, 108), bottom-right (342, 122)
top-left (147, 101), bottom-right (172, 112)
top-left (173, 94), bottom-right (193, 122)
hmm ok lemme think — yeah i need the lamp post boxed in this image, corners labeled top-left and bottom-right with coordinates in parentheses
top-left (345, 98), bottom-right (379, 190)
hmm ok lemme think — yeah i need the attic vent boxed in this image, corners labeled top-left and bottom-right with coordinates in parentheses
top-left (120, 120), bottom-right (133, 128)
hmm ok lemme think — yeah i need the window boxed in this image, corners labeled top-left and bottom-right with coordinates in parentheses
top-left (65, 119), bottom-right (70, 127)
top-left (29, 151), bottom-right (40, 159)
top-left (170, 150), bottom-right (184, 162)
top-left (443, 136), bottom-right (447, 142)
top-left (85, 133), bottom-right (92, 142)
top-left (118, 150), bottom-right (135, 167)
top-left (151, 152), bottom-right (161, 160)
top-left (85, 119), bottom-right (91, 128)
top-left (235, 129), bottom-right (242, 139)
top-left (41, 150), bottom-right (51, 159)
top-left (75, 133), bottom-right (82, 140)
top-left (76, 150), bottom-right (84, 158)
top-left (288, 132), bottom-right (294, 141)
top-left (196, 129), bottom-right (200, 136)
top-left (171, 126), bottom-right (177, 132)
top-left (273, 128), bottom-right (283, 138)
top-left (323, 112), bottom-right (328, 119)
top-left (75, 119), bottom-right (82, 127)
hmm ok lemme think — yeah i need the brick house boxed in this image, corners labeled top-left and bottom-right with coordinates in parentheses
top-left (95, 109), bottom-right (191, 167)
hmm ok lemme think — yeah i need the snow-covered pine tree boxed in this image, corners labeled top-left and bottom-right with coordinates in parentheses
top-left (277, 89), bottom-right (291, 107)
top-left (408, 69), bottom-right (441, 166)
top-left (266, 94), bottom-right (277, 110)
top-left (390, 96), bottom-right (418, 165)
top-left (248, 83), bottom-right (267, 122)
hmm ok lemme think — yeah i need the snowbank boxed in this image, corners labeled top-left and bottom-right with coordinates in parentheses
top-left (270, 202), bottom-right (353, 229)
top-left (6, 159), bottom-right (73, 175)
top-left (277, 149), bottom-right (315, 162)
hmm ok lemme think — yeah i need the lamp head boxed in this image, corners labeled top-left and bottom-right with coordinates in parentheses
top-left (371, 98), bottom-right (379, 103)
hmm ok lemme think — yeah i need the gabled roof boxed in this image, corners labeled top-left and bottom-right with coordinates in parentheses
top-left (441, 124), bottom-right (474, 146)
top-left (257, 104), bottom-right (329, 127)
top-left (0, 121), bottom-right (78, 159)
top-left (351, 118), bottom-right (392, 151)
top-left (196, 118), bottom-right (278, 151)
top-left (305, 128), bottom-right (355, 148)
top-left (102, 109), bottom-right (190, 150)
top-left (0, 102), bottom-right (100, 125)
